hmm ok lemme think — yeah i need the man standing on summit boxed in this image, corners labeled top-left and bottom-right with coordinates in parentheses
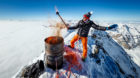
top-left (67, 12), bottom-right (117, 61)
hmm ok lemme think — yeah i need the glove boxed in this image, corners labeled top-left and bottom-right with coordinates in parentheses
top-left (106, 24), bottom-right (118, 30)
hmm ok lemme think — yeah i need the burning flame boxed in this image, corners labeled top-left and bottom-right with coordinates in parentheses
top-left (45, 36), bottom-right (63, 44)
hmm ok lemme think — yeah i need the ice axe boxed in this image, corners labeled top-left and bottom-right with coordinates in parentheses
top-left (55, 6), bottom-right (68, 29)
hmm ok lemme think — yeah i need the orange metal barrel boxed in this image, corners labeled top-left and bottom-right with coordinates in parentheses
top-left (44, 36), bottom-right (64, 69)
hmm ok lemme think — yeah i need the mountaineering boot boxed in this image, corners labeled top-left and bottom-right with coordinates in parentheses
top-left (81, 56), bottom-right (86, 62)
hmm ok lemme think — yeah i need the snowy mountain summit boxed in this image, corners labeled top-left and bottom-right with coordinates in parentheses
top-left (107, 24), bottom-right (140, 49)
top-left (15, 22), bottom-right (140, 78)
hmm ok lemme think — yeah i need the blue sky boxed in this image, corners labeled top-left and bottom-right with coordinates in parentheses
top-left (0, 0), bottom-right (140, 21)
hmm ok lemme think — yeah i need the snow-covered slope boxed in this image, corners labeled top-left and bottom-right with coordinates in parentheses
top-left (106, 23), bottom-right (140, 67)
top-left (15, 21), bottom-right (140, 78)
top-left (107, 24), bottom-right (140, 49)
top-left (1, 20), bottom-right (140, 78)
top-left (90, 30), bottom-right (140, 78)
